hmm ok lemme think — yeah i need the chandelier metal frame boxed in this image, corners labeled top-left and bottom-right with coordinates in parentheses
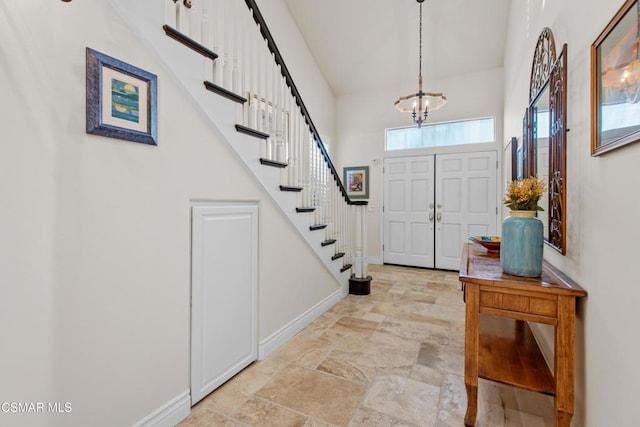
top-left (394, 0), bottom-right (446, 127)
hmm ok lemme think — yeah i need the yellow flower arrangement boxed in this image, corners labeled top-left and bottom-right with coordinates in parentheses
top-left (503, 176), bottom-right (546, 211)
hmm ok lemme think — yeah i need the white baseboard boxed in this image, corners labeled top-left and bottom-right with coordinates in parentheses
top-left (133, 389), bottom-right (191, 427)
top-left (258, 288), bottom-right (343, 360)
top-left (367, 256), bottom-right (382, 265)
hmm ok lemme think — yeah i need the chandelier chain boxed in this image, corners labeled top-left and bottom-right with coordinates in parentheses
top-left (393, 0), bottom-right (446, 127)
top-left (419, 2), bottom-right (422, 82)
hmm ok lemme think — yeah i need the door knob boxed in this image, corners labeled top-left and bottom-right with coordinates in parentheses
top-left (429, 212), bottom-right (434, 222)
top-left (436, 212), bottom-right (442, 222)
top-left (429, 203), bottom-right (434, 209)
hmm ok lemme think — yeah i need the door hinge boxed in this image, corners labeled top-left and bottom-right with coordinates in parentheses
top-left (496, 160), bottom-right (499, 169)
top-left (496, 207), bottom-right (498, 215)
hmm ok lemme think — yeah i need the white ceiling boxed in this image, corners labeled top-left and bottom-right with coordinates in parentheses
top-left (283, 0), bottom-right (510, 97)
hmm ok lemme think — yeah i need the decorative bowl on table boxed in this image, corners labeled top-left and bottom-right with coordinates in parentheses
top-left (469, 236), bottom-right (501, 253)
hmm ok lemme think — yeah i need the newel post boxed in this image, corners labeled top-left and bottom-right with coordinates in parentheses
top-left (349, 203), bottom-right (372, 294)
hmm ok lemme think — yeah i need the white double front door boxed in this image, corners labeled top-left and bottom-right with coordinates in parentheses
top-left (383, 151), bottom-right (498, 270)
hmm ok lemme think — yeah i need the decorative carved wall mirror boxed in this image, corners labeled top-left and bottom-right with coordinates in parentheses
top-left (524, 28), bottom-right (567, 255)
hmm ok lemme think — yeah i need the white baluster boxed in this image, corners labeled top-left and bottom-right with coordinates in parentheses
top-left (300, 125), bottom-right (306, 205)
top-left (310, 135), bottom-right (315, 210)
top-left (247, 26), bottom-right (258, 130)
top-left (264, 50), bottom-right (274, 159)
top-left (177, 0), bottom-right (190, 37)
top-left (328, 176), bottom-right (333, 238)
top-left (345, 204), bottom-right (350, 262)
top-left (273, 65), bottom-right (279, 163)
top-left (301, 114), bottom-right (306, 193)
top-left (348, 205), bottom-right (354, 267)
top-left (306, 127), bottom-right (312, 208)
top-left (255, 42), bottom-right (262, 132)
top-left (292, 111), bottom-right (298, 187)
top-left (337, 184), bottom-right (341, 249)
top-left (292, 98), bottom-right (299, 187)
top-left (211, 0), bottom-right (222, 85)
top-left (339, 186), bottom-right (343, 254)
top-left (222, 0), bottom-right (232, 90)
top-left (303, 125), bottom-right (309, 207)
top-left (266, 60), bottom-right (272, 139)
top-left (202, 0), bottom-right (214, 82)
top-left (315, 143), bottom-right (321, 224)
top-left (240, 16), bottom-right (249, 126)
top-left (317, 143), bottom-right (322, 200)
top-left (288, 99), bottom-right (294, 186)
top-left (324, 155), bottom-right (329, 230)
top-left (275, 66), bottom-right (284, 163)
top-left (297, 112), bottom-right (303, 190)
top-left (331, 170), bottom-right (336, 242)
top-left (189, 0), bottom-right (202, 43)
top-left (231, 0), bottom-right (241, 94)
top-left (282, 76), bottom-right (288, 167)
top-left (266, 54), bottom-right (273, 135)
top-left (165, 0), bottom-right (177, 29)
top-left (285, 92), bottom-right (293, 185)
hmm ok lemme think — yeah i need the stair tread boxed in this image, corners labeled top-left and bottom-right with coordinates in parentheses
top-left (162, 25), bottom-right (218, 60)
top-left (236, 124), bottom-right (270, 139)
top-left (296, 207), bottom-right (316, 213)
top-left (321, 239), bottom-right (337, 247)
top-left (280, 185), bottom-right (303, 192)
top-left (340, 264), bottom-right (353, 273)
top-left (331, 252), bottom-right (345, 260)
top-left (310, 224), bottom-right (327, 231)
top-left (259, 158), bottom-right (288, 168)
top-left (204, 81), bottom-right (247, 104)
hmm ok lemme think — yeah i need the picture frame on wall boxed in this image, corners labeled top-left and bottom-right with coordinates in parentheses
top-left (510, 136), bottom-right (525, 181)
top-left (343, 166), bottom-right (369, 199)
top-left (86, 47), bottom-right (158, 145)
top-left (591, 0), bottom-right (640, 156)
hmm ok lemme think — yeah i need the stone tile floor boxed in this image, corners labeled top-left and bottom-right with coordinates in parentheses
top-left (180, 264), bottom-right (554, 426)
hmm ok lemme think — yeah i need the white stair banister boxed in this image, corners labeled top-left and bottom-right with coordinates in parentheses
top-left (161, 0), bottom-right (371, 286)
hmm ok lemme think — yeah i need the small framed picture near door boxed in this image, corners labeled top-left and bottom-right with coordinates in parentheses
top-left (344, 166), bottom-right (369, 199)
top-left (86, 47), bottom-right (158, 145)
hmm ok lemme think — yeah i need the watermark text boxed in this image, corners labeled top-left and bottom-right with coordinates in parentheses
top-left (1, 402), bottom-right (72, 414)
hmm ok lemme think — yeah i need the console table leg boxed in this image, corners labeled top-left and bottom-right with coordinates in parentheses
top-left (464, 384), bottom-right (478, 426)
top-left (554, 295), bottom-right (576, 427)
top-left (554, 409), bottom-right (573, 427)
top-left (464, 282), bottom-right (479, 426)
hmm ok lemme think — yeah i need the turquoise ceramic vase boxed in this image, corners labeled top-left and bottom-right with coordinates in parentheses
top-left (500, 210), bottom-right (543, 277)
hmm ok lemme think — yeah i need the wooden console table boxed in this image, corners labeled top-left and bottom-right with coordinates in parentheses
top-left (459, 243), bottom-right (586, 427)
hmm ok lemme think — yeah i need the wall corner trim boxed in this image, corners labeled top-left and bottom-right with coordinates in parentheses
top-left (132, 389), bottom-right (191, 427)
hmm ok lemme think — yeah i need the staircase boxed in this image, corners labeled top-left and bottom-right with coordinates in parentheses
top-left (109, 0), bottom-right (369, 290)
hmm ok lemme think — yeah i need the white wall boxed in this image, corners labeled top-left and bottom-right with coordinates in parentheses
top-left (255, 0), bottom-right (336, 149)
top-left (503, 1), bottom-right (640, 425)
top-left (335, 68), bottom-right (505, 260)
top-left (0, 1), bottom-right (337, 426)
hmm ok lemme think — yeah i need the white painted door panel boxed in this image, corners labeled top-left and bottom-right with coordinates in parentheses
top-left (435, 152), bottom-right (497, 270)
top-left (191, 204), bottom-right (258, 405)
top-left (383, 156), bottom-right (435, 268)
top-left (383, 151), bottom-right (498, 271)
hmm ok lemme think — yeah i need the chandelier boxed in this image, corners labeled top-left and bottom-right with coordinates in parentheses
top-left (394, 0), bottom-right (446, 127)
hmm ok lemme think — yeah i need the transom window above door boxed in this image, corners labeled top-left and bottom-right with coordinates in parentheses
top-left (385, 117), bottom-right (496, 151)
